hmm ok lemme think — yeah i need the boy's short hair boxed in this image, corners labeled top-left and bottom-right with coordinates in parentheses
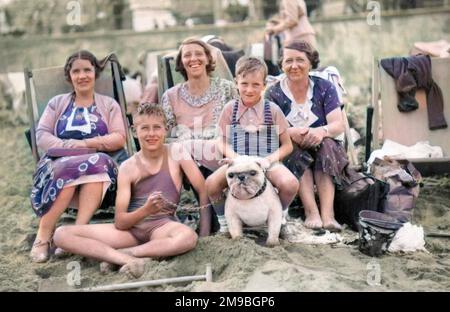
top-left (133, 102), bottom-right (167, 126)
top-left (235, 56), bottom-right (268, 80)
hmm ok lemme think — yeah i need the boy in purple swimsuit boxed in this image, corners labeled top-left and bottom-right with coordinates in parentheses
top-left (54, 103), bottom-right (210, 278)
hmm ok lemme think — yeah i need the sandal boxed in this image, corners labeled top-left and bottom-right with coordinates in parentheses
top-left (30, 239), bottom-right (50, 263)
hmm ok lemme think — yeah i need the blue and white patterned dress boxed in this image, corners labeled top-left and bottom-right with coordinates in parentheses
top-left (31, 99), bottom-right (119, 217)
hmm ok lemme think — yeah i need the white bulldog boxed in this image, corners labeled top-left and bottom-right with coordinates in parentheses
top-left (224, 156), bottom-right (282, 246)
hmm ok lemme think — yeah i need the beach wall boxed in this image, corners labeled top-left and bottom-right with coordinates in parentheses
top-left (0, 7), bottom-right (449, 93)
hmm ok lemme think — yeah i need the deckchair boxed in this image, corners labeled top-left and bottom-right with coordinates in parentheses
top-left (24, 53), bottom-right (134, 163)
top-left (156, 46), bottom-right (234, 103)
top-left (366, 57), bottom-right (450, 175)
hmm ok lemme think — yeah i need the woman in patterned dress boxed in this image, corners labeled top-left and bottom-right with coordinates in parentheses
top-left (265, 40), bottom-right (347, 232)
top-left (30, 50), bottom-right (127, 262)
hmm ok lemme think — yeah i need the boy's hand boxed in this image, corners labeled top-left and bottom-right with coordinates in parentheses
top-left (257, 157), bottom-right (272, 171)
top-left (219, 158), bottom-right (234, 166)
top-left (143, 192), bottom-right (164, 216)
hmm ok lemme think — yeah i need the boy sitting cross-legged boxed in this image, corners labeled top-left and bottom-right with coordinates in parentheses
top-left (53, 103), bottom-right (210, 278)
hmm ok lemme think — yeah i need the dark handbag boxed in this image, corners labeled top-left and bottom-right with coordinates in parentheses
top-left (334, 167), bottom-right (389, 231)
top-left (370, 157), bottom-right (421, 222)
top-left (358, 210), bottom-right (403, 257)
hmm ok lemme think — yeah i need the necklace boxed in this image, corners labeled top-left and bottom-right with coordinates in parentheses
top-left (180, 77), bottom-right (220, 107)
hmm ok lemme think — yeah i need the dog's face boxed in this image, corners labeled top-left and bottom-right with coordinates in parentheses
top-left (226, 156), bottom-right (265, 200)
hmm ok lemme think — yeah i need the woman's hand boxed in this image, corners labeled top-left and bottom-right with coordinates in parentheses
top-left (266, 19), bottom-right (281, 35)
top-left (288, 127), bottom-right (309, 146)
top-left (302, 127), bottom-right (326, 149)
top-left (266, 25), bottom-right (276, 35)
top-left (63, 139), bottom-right (88, 148)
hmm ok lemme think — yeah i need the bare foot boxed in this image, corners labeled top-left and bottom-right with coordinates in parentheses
top-left (119, 259), bottom-right (146, 279)
top-left (266, 238), bottom-right (280, 247)
top-left (304, 214), bottom-right (323, 230)
top-left (99, 261), bottom-right (119, 274)
top-left (323, 219), bottom-right (343, 232)
top-left (54, 247), bottom-right (69, 258)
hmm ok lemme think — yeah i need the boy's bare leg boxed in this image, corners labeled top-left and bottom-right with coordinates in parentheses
top-left (53, 224), bottom-right (146, 278)
top-left (266, 165), bottom-right (299, 223)
top-left (118, 222), bottom-right (198, 258)
top-left (205, 165), bottom-right (229, 233)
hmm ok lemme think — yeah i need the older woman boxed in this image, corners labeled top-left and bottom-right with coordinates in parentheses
top-left (30, 50), bottom-right (127, 262)
top-left (161, 37), bottom-right (237, 141)
top-left (265, 40), bottom-right (347, 232)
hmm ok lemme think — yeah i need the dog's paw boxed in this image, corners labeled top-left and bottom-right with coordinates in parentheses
top-left (266, 238), bottom-right (280, 247)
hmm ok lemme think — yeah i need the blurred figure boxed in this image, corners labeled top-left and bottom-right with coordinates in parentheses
top-left (265, 0), bottom-right (316, 48)
top-left (122, 67), bottom-right (142, 115)
top-left (140, 70), bottom-right (159, 105)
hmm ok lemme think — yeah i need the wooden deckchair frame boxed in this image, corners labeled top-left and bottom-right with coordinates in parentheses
top-left (366, 56), bottom-right (450, 175)
top-left (24, 54), bottom-right (134, 163)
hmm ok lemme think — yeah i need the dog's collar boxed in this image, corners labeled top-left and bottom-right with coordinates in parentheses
top-left (231, 177), bottom-right (268, 200)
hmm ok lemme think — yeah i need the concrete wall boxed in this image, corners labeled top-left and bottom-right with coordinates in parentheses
top-left (0, 7), bottom-right (449, 97)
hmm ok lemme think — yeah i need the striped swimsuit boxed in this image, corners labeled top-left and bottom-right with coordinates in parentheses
top-left (229, 99), bottom-right (279, 157)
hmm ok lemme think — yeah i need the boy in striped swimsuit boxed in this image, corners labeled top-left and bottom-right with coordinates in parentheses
top-left (206, 56), bottom-right (299, 234)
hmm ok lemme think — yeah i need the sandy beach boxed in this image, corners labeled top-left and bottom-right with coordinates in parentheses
top-left (1, 124), bottom-right (449, 292)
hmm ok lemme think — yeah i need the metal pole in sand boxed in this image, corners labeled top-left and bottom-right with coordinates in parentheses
top-left (80, 264), bottom-right (213, 292)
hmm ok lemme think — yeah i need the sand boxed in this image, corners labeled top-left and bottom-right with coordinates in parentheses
top-left (0, 124), bottom-right (449, 292)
